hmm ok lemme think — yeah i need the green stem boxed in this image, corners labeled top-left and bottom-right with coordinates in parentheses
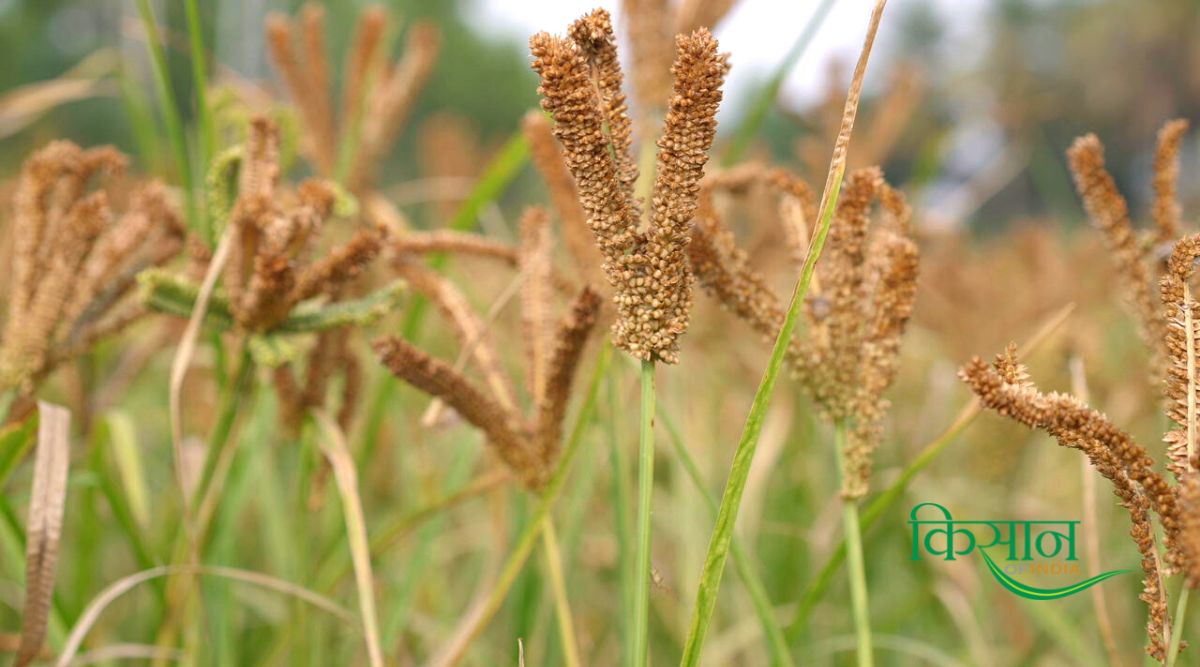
top-left (608, 370), bottom-right (636, 667)
top-left (1166, 586), bottom-right (1191, 667)
top-left (660, 407), bottom-right (795, 667)
top-left (834, 421), bottom-right (874, 667)
top-left (634, 359), bottom-right (656, 667)
top-left (133, 0), bottom-right (200, 238)
top-left (679, 168), bottom-right (846, 667)
top-left (183, 0), bottom-right (214, 241)
top-left (190, 345), bottom-right (254, 518)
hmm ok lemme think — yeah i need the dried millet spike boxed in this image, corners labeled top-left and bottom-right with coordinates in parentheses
top-left (522, 111), bottom-right (606, 288)
top-left (567, 9), bottom-right (638, 195)
top-left (350, 21), bottom-right (441, 191)
top-left (533, 287), bottom-right (601, 479)
top-left (1, 142), bottom-right (181, 392)
top-left (841, 222), bottom-right (919, 500)
top-left (1152, 119), bottom-right (1189, 246)
top-left (266, 9), bottom-right (336, 173)
top-left (610, 28), bottom-right (727, 363)
top-left (1181, 475), bottom-right (1200, 589)
top-left (394, 260), bottom-right (520, 416)
top-left (341, 7), bottom-right (388, 122)
top-left (958, 351), bottom-right (1185, 659)
top-left (532, 27), bottom-right (640, 261)
top-left (1160, 234), bottom-right (1200, 481)
top-left (1067, 134), bottom-right (1168, 384)
top-left (818, 168), bottom-right (884, 415)
top-left (373, 336), bottom-right (540, 486)
top-left (290, 229), bottom-right (383, 304)
top-left (532, 13), bottom-right (728, 364)
top-left (689, 208), bottom-right (785, 345)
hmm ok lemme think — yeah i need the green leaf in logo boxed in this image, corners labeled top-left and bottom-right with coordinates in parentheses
top-left (979, 548), bottom-right (1129, 600)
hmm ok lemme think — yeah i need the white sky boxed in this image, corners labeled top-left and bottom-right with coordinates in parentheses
top-left (468, 0), bottom-right (987, 116)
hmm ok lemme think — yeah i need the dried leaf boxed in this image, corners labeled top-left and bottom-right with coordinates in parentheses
top-left (17, 402), bottom-right (71, 667)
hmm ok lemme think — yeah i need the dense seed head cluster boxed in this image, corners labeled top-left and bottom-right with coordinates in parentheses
top-left (0, 142), bottom-right (183, 393)
top-left (531, 9), bottom-right (728, 363)
top-left (959, 350), bottom-right (1189, 660)
top-left (266, 3), bottom-right (440, 192)
top-left (687, 163), bottom-right (918, 499)
top-left (222, 118), bottom-right (383, 333)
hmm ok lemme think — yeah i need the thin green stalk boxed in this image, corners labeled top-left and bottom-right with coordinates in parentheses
top-left (633, 359), bottom-right (656, 667)
top-left (660, 407), bottom-right (795, 667)
top-left (133, 0), bottom-right (200, 237)
top-left (834, 420), bottom-right (873, 667)
top-left (183, 0), bottom-right (215, 241)
top-left (431, 342), bottom-right (611, 667)
top-left (679, 169), bottom-right (846, 667)
top-left (1166, 586), bottom-right (1191, 666)
top-left (542, 521), bottom-right (583, 667)
top-left (607, 370), bottom-right (636, 667)
top-left (681, 3), bottom-right (888, 658)
top-left (721, 0), bottom-right (837, 166)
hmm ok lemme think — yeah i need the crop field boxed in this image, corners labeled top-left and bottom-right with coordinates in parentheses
top-left (0, 0), bottom-right (1197, 665)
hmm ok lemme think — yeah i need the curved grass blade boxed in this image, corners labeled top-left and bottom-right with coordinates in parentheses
top-left (680, 3), bottom-right (889, 663)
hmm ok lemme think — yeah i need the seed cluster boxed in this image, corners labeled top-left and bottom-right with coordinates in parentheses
top-left (689, 164), bottom-right (919, 499)
top-left (223, 118), bottom-right (383, 333)
top-left (530, 8), bottom-right (728, 363)
top-left (375, 225), bottom-right (602, 490)
top-left (1067, 127), bottom-right (1181, 385)
top-left (960, 348), bottom-right (1189, 660)
top-left (0, 142), bottom-right (183, 393)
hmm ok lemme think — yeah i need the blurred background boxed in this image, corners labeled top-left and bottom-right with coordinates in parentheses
top-left (3, 0), bottom-right (1198, 231)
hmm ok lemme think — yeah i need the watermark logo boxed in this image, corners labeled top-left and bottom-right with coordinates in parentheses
top-left (908, 502), bottom-right (1129, 600)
